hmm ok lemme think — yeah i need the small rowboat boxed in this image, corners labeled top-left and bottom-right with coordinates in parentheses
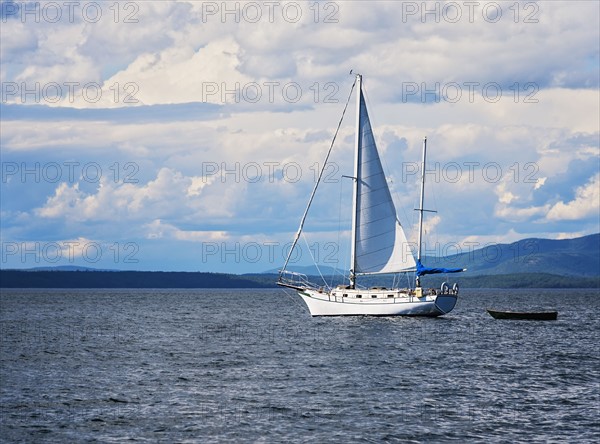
top-left (487, 309), bottom-right (558, 320)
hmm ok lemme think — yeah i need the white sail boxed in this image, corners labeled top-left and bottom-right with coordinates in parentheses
top-left (354, 90), bottom-right (416, 274)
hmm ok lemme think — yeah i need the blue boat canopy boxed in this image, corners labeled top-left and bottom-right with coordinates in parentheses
top-left (416, 260), bottom-right (465, 277)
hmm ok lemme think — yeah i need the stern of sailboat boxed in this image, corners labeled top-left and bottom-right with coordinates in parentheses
top-left (434, 294), bottom-right (458, 314)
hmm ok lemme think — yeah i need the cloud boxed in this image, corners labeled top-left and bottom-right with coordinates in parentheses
top-left (4, 1), bottom-right (597, 109)
top-left (99, 37), bottom-right (251, 107)
top-left (547, 173), bottom-right (600, 221)
top-left (143, 219), bottom-right (228, 242)
top-left (2, 1), bottom-right (599, 271)
top-left (534, 177), bottom-right (547, 190)
top-left (495, 203), bottom-right (551, 222)
top-left (34, 167), bottom-right (217, 222)
top-left (0, 103), bottom-right (224, 123)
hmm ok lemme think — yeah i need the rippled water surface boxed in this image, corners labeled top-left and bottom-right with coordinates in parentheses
top-left (1, 288), bottom-right (598, 443)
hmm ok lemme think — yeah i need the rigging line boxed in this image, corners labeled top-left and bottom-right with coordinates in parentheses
top-left (430, 162), bottom-right (440, 249)
top-left (280, 78), bottom-right (357, 275)
top-left (301, 232), bottom-right (329, 290)
top-left (281, 287), bottom-right (309, 313)
top-left (332, 177), bottom-right (345, 289)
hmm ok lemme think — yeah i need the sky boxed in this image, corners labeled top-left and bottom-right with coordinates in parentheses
top-left (1, 0), bottom-right (599, 273)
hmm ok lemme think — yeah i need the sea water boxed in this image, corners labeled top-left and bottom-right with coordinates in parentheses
top-left (1, 288), bottom-right (598, 443)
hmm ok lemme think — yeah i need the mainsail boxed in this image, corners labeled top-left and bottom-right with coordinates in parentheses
top-left (353, 89), bottom-right (416, 274)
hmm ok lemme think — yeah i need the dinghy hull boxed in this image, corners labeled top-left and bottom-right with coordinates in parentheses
top-left (487, 310), bottom-right (557, 320)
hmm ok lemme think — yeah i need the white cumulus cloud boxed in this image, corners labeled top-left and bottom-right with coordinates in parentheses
top-left (547, 173), bottom-right (600, 221)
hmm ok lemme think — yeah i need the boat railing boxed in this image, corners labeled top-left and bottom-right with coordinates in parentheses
top-left (277, 270), bottom-right (322, 291)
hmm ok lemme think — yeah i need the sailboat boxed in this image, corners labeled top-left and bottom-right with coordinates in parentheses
top-left (277, 74), bottom-right (464, 316)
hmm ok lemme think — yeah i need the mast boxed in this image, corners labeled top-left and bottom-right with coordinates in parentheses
top-left (416, 136), bottom-right (427, 288)
top-left (349, 74), bottom-right (362, 288)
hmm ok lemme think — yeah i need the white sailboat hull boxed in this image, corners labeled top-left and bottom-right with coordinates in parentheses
top-left (298, 288), bottom-right (457, 317)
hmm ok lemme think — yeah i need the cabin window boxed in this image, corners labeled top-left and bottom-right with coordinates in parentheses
top-left (387, 294), bottom-right (394, 298)
top-left (343, 294), bottom-right (348, 297)
top-left (371, 295), bottom-right (377, 298)
top-left (356, 295), bottom-right (362, 299)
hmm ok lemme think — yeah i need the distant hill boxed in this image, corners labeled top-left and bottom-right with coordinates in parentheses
top-left (421, 233), bottom-right (600, 277)
top-left (396, 273), bottom-right (599, 289)
top-left (1, 234), bottom-right (598, 289)
top-left (0, 270), bottom-right (598, 289)
top-left (271, 234), bottom-right (600, 278)
top-left (28, 265), bottom-right (117, 272)
top-left (262, 265), bottom-right (339, 275)
top-left (0, 271), bottom-right (270, 289)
